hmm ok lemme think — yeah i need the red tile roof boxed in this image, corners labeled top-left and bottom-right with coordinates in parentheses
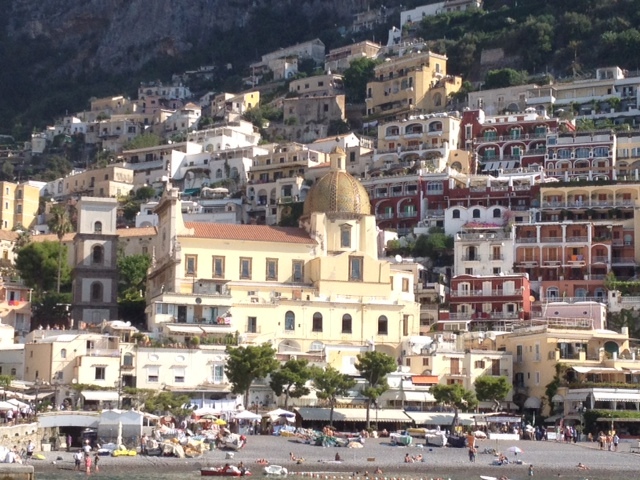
top-left (183, 222), bottom-right (315, 244)
top-left (0, 231), bottom-right (18, 242)
top-left (117, 226), bottom-right (157, 237)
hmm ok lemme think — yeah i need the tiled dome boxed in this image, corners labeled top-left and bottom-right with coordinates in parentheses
top-left (303, 148), bottom-right (371, 216)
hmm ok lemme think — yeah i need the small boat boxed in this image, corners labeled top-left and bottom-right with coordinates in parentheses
top-left (201, 467), bottom-right (252, 477)
top-left (263, 465), bottom-right (288, 476)
top-left (390, 433), bottom-right (413, 446)
top-left (425, 432), bottom-right (447, 447)
top-left (218, 433), bottom-right (247, 451)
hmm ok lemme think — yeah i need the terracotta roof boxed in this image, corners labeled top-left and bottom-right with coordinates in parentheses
top-left (308, 162), bottom-right (330, 169)
top-left (0, 230), bottom-right (18, 242)
top-left (183, 222), bottom-right (315, 244)
top-left (117, 226), bottom-right (157, 238)
top-left (31, 233), bottom-right (75, 243)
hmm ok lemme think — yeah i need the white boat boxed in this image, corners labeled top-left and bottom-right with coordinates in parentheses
top-left (425, 432), bottom-right (447, 447)
top-left (264, 465), bottom-right (288, 476)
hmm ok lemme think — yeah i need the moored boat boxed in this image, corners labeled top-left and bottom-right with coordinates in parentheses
top-left (201, 466), bottom-right (252, 476)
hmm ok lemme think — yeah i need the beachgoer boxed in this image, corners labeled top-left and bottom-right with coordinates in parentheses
top-left (577, 463), bottom-right (589, 470)
top-left (613, 433), bottom-right (619, 451)
top-left (83, 440), bottom-right (92, 455)
top-left (468, 446), bottom-right (476, 462)
top-left (404, 453), bottom-right (413, 463)
top-left (335, 452), bottom-right (342, 461)
top-left (84, 453), bottom-right (92, 474)
top-left (374, 467), bottom-right (383, 474)
top-left (290, 452), bottom-right (296, 461)
top-left (238, 461), bottom-right (246, 476)
top-left (74, 450), bottom-right (84, 470)
top-left (26, 441), bottom-right (34, 462)
top-left (529, 464), bottom-right (534, 477)
top-left (93, 454), bottom-right (100, 472)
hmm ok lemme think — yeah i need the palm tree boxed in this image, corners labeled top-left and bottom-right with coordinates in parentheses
top-left (48, 205), bottom-right (72, 293)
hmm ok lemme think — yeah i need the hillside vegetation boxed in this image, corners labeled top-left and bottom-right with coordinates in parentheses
top-left (419, 0), bottom-right (640, 78)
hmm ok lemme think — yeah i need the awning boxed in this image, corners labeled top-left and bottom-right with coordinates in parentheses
top-left (551, 394), bottom-right (564, 403)
top-left (524, 396), bottom-right (541, 409)
top-left (81, 391), bottom-right (119, 402)
top-left (165, 325), bottom-right (203, 334)
top-left (402, 391), bottom-right (436, 403)
top-left (572, 366), bottom-right (620, 374)
top-left (565, 391), bottom-right (589, 401)
top-left (200, 325), bottom-right (232, 333)
top-left (295, 408), bottom-right (411, 423)
top-left (596, 417), bottom-right (640, 423)
top-left (404, 412), bottom-right (478, 426)
top-left (592, 391), bottom-right (640, 402)
top-left (411, 375), bottom-right (439, 385)
top-left (544, 414), bottom-right (563, 424)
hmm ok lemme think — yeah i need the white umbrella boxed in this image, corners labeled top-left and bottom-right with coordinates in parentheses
top-left (194, 407), bottom-right (220, 416)
top-left (0, 401), bottom-right (15, 410)
top-left (266, 408), bottom-right (295, 422)
top-left (7, 398), bottom-right (28, 409)
top-left (234, 410), bottom-right (262, 421)
top-left (507, 446), bottom-right (523, 454)
top-left (473, 430), bottom-right (487, 439)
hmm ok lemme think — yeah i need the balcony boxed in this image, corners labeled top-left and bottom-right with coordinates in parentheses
top-left (425, 209), bottom-right (445, 218)
top-left (566, 236), bottom-right (588, 242)
top-left (542, 260), bottom-right (562, 266)
top-left (516, 237), bottom-right (538, 243)
top-left (376, 212), bottom-right (395, 220)
top-left (612, 257), bottom-right (636, 265)
top-left (448, 312), bottom-right (473, 320)
top-left (592, 256), bottom-right (608, 263)
top-left (398, 211), bottom-right (418, 218)
top-left (457, 232), bottom-right (510, 241)
top-left (517, 260), bottom-right (538, 267)
top-left (487, 369), bottom-right (511, 377)
top-left (451, 288), bottom-right (523, 297)
top-left (441, 368), bottom-right (467, 377)
top-left (540, 237), bottom-right (563, 243)
top-left (460, 255), bottom-right (482, 262)
top-left (489, 254), bottom-right (504, 261)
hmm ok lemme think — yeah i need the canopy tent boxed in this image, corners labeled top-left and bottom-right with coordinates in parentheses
top-left (266, 408), bottom-right (296, 421)
top-left (591, 391), bottom-right (640, 402)
top-left (295, 408), bottom-right (411, 423)
top-left (233, 410), bottom-right (262, 421)
top-left (7, 398), bottom-right (28, 408)
top-left (0, 401), bottom-right (15, 410)
top-left (193, 407), bottom-right (220, 417)
top-left (524, 396), bottom-right (541, 409)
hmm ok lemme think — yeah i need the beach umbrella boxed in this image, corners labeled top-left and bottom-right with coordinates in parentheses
top-left (347, 441), bottom-right (363, 448)
top-left (214, 418), bottom-right (227, 426)
top-left (473, 430), bottom-right (487, 439)
top-left (507, 446), bottom-right (523, 454)
top-left (267, 408), bottom-right (295, 420)
top-left (0, 401), bottom-right (15, 410)
top-left (7, 398), bottom-right (28, 409)
top-left (234, 410), bottom-right (262, 421)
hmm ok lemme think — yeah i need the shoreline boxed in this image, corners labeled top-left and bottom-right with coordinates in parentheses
top-left (28, 436), bottom-right (640, 479)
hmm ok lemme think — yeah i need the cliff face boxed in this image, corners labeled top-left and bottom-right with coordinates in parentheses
top-left (6, 0), bottom-right (382, 76)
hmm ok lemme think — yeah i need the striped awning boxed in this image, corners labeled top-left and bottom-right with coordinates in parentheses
top-left (295, 408), bottom-right (411, 423)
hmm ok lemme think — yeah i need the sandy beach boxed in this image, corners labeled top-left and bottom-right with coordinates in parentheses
top-left (31, 435), bottom-right (640, 479)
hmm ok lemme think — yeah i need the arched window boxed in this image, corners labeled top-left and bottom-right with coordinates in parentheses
top-left (546, 287), bottom-right (559, 299)
top-left (575, 288), bottom-right (587, 299)
top-left (493, 208), bottom-right (501, 218)
top-left (386, 126), bottom-right (399, 136)
top-left (312, 312), bottom-right (323, 332)
top-left (377, 315), bottom-right (388, 335)
top-left (310, 341), bottom-right (324, 352)
top-left (473, 209), bottom-right (481, 218)
top-left (429, 121), bottom-right (443, 132)
top-left (216, 169), bottom-right (223, 178)
top-left (92, 245), bottom-right (104, 264)
top-left (285, 311), bottom-right (295, 331)
top-left (230, 167), bottom-right (239, 179)
top-left (94, 221), bottom-right (102, 233)
top-left (123, 353), bottom-right (134, 367)
top-left (452, 209), bottom-right (460, 219)
top-left (60, 348), bottom-right (67, 359)
top-left (90, 282), bottom-right (103, 302)
top-left (342, 314), bottom-right (352, 334)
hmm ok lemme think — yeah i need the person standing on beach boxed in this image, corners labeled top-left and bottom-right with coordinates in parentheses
top-left (93, 453), bottom-right (100, 472)
top-left (528, 464), bottom-right (534, 476)
top-left (84, 452), bottom-right (92, 475)
top-left (468, 446), bottom-right (476, 462)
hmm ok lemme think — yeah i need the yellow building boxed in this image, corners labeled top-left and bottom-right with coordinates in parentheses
top-left (212, 91), bottom-right (260, 118)
top-left (145, 147), bottom-right (420, 366)
top-left (495, 315), bottom-right (640, 415)
top-left (0, 182), bottom-right (40, 230)
top-left (365, 51), bottom-right (462, 119)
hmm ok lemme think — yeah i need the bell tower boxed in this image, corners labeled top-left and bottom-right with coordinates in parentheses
top-left (71, 197), bottom-right (119, 324)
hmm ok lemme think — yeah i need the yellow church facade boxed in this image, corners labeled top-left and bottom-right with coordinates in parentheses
top-left (145, 148), bottom-right (420, 367)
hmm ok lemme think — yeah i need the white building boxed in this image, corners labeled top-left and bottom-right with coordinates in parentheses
top-left (454, 228), bottom-right (515, 277)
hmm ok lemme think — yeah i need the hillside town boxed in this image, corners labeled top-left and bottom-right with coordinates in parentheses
top-left (1, 1), bottom-right (640, 463)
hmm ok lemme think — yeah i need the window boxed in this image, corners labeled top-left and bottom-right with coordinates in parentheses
top-left (402, 278), bottom-right (410, 292)
top-left (472, 209), bottom-right (481, 218)
top-left (349, 256), bottom-right (363, 281)
top-left (174, 367), bottom-right (185, 383)
top-left (60, 348), bottom-right (67, 359)
top-left (493, 208), bottom-right (501, 218)
top-left (377, 315), bottom-right (388, 335)
top-left (285, 311), bottom-right (295, 331)
top-left (340, 225), bottom-right (352, 248)
top-left (427, 182), bottom-right (443, 194)
top-left (312, 312), bottom-right (323, 332)
top-left (342, 314), bottom-right (352, 334)
top-left (452, 209), bottom-right (460, 219)
top-left (123, 353), bottom-right (133, 367)
top-left (474, 360), bottom-right (485, 369)
top-left (240, 257), bottom-right (252, 279)
top-left (247, 316), bottom-right (257, 333)
top-left (422, 358), bottom-right (429, 366)
top-left (92, 245), bottom-right (104, 264)
top-left (94, 221), bottom-right (102, 233)
top-left (292, 260), bottom-right (304, 282)
top-left (185, 255), bottom-right (197, 276)
top-left (212, 256), bottom-right (225, 278)
top-left (266, 258), bottom-right (278, 280)
top-left (147, 366), bottom-right (159, 383)
top-left (212, 365), bottom-right (224, 383)
top-left (90, 282), bottom-right (103, 302)
top-left (94, 367), bottom-right (106, 380)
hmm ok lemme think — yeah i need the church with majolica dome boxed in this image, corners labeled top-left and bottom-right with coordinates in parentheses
top-left (144, 146), bottom-right (420, 374)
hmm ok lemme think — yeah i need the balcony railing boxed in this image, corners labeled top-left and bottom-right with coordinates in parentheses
top-left (376, 212), bottom-right (395, 220)
top-left (451, 288), bottom-right (523, 297)
top-left (591, 256), bottom-right (608, 263)
top-left (398, 211), bottom-right (418, 218)
top-left (540, 237), bottom-right (563, 242)
top-left (460, 255), bottom-right (481, 261)
top-left (516, 237), bottom-right (538, 243)
top-left (566, 236), bottom-right (588, 242)
top-left (612, 257), bottom-right (636, 264)
top-left (441, 368), bottom-right (467, 376)
top-left (425, 209), bottom-right (445, 217)
top-left (489, 254), bottom-right (504, 261)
